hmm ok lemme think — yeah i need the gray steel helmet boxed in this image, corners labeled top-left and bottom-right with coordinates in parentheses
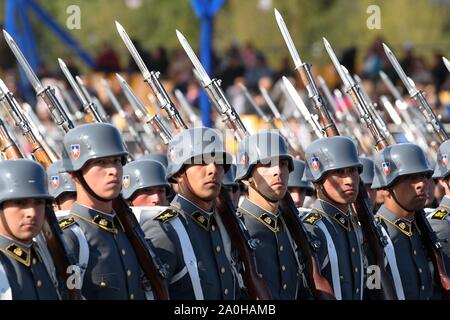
top-left (166, 127), bottom-right (232, 182)
top-left (47, 160), bottom-right (76, 199)
top-left (288, 159), bottom-right (314, 196)
top-left (0, 159), bottom-right (52, 205)
top-left (61, 123), bottom-right (128, 172)
top-left (138, 152), bottom-right (168, 169)
top-left (122, 159), bottom-right (170, 200)
top-left (433, 139), bottom-right (450, 179)
top-left (303, 136), bottom-right (362, 182)
top-left (371, 143), bottom-right (432, 189)
top-left (235, 130), bottom-right (294, 181)
top-left (223, 164), bottom-right (238, 188)
top-left (359, 157), bottom-right (375, 185)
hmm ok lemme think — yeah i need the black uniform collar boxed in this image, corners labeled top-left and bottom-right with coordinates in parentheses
top-left (314, 199), bottom-right (353, 231)
top-left (376, 205), bottom-right (416, 237)
top-left (70, 203), bottom-right (118, 234)
top-left (238, 198), bottom-right (280, 232)
top-left (0, 234), bottom-right (33, 266)
top-left (171, 194), bottom-right (215, 231)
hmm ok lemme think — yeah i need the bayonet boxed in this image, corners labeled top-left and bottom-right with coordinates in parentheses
top-left (174, 89), bottom-right (200, 125)
top-left (239, 83), bottom-right (273, 125)
top-left (444, 57), bottom-right (450, 73)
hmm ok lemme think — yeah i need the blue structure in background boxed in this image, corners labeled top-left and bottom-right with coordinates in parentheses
top-left (190, 0), bottom-right (225, 127)
top-left (4, 0), bottom-right (94, 103)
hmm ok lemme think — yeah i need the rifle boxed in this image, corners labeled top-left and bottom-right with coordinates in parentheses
top-left (383, 43), bottom-right (450, 298)
top-left (0, 115), bottom-right (24, 159)
top-left (177, 29), bottom-right (334, 300)
top-left (242, 83), bottom-right (304, 158)
top-left (101, 78), bottom-right (149, 155)
top-left (442, 57), bottom-right (450, 73)
top-left (174, 89), bottom-right (200, 125)
top-left (276, 10), bottom-right (399, 299)
top-left (56, 83), bottom-right (85, 123)
top-left (0, 79), bottom-right (53, 168)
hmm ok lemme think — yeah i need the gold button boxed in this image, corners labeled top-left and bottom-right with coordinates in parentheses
top-left (100, 281), bottom-right (107, 287)
top-left (220, 267), bottom-right (226, 274)
top-left (258, 273), bottom-right (263, 278)
top-left (130, 293), bottom-right (134, 300)
top-left (32, 258), bottom-right (37, 265)
top-left (127, 270), bottom-right (132, 277)
top-left (279, 245), bottom-right (284, 251)
top-left (121, 249), bottom-right (126, 256)
top-left (216, 245), bottom-right (221, 253)
top-left (281, 265), bottom-right (286, 271)
top-left (36, 280), bottom-right (42, 288)
top-left (421, 285), bottom-right (425, 291)
top-left (211, 225), bottom-right (216, 231)
top-left (354, 267), bottom-right (358, 273)
top-left (282, 283), bottom-right (287, 290)
top-left (356, 288), bottom-right (360, 293)
top-left (419, 268), bottom-right (422, 273)
top-left (340, 275), bottom-right (344, 280)
top-left (224, 288), bottom-right (229, 295)
top-left (413, 250), bottom-right (417, 256)
top-left (351, 247), bottom-right (355, 253)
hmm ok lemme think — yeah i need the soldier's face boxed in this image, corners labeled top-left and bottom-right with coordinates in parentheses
top-left (81, 156), bottom-right (123, 199)
top-left (131, 186), bottom-right (167, 207)
top-left (183, 162), bottom-right (225, 200)
top-left (289, 187), bottom-right (307, 208)
top-left (0, 199), bottom-right (46, 243)
top-left (321, 167), bottom-right (360, 205)
top-left (250, 159), bottom-right (290, 201)
top-left (391, 173), bottom-right (429, 211)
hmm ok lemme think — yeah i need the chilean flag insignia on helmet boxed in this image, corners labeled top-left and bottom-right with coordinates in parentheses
top-left (71, 144), bottom-right (81, 160)
top-left (51, 175), bottom-right (59, 189)
top-left (311, 156), bottom-right (320, 171)
top-left (382, 162), bottom-right (391, 175)
top-left (441, 154), bottom-right (448, 166)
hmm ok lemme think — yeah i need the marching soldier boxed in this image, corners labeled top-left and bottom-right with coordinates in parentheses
top-left (0, 160), bottom-right (61, 299)
top-left (59, 122), bottom-right (151, 300)
top-left (140, 127), bottom-right (241, 300)
top-left (47, 160), bottom-right (77, 214)
top-left (288, 159), bottom-right (314, 211)
top-left (235, 131), bottom-right (303, 300)
top-left (428, 140), bottom-right (450, 273)
top-left (302, 136), bottom-right (365, 300)
top-left (222, 164), bottom-right (241, 208)
top-left (122, 159), bottom-right (171, 220)
top-left (371, 143), bottom-right (439, 299)
top-left (359, 157), bottom-right (377, 211)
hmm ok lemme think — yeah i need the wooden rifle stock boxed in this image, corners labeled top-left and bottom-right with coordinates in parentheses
top-left (215, 188), bottom-right (272, 300)
top-left (112, 196), bottom-right (170, 300)
top-left (0, 119), bottom-right (23, 159)
top-left (280, 194), bottom-right (335, 300)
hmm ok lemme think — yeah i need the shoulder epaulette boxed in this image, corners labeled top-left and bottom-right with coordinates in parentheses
top-left (375, 215), bottom-right (382, 224)
top-left (302, 211), bottom-right (322, 225)
top-left (431, 209), bottom-right (449, 220)
top-left (154, 208), bottom-right (179, 223)
top-left (59, 216), bottom-right (76, 230)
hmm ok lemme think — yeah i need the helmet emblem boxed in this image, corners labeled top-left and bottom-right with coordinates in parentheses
top-left (122, 175), bottom-right (130, 189)
top-left (311, 156), bottom-right (320, 171)
top-left (441, 154), bottom-right (448, 166)
top-left (168, 146), bottom-right (176, 161)
top-left (71, 144), bottom-right (81, 160)
top-left (51, 175), bottom-right (59, 189)
top-left (382, 161), bottom-right (391, 175)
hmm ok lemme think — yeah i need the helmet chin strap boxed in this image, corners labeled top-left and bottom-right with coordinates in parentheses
top-left (75, 171), bottom-right (113, 203)
top-left (389, 188), bottom-right (415, 213)
top-left (248, 177), bottom-right (279, 204)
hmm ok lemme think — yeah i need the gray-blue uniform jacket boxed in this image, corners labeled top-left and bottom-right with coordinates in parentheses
top-left (140, 194), bottom-right (239, 300)
top-left (427, 196), bottom-right (450, 274)
top-left (237, 198), bottom-right (301, 300)
top-left (302, 199), bottom-right (364, 300)
top-left (59, 203), bottom-right (146, 300)
top-left (0, 234), bottom-right (60, 299)
top-left (376, 205), bottom-right (437, 300)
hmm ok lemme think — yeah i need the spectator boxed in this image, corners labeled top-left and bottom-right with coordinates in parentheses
top-left (94, 42), bottom-right (121, 72)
